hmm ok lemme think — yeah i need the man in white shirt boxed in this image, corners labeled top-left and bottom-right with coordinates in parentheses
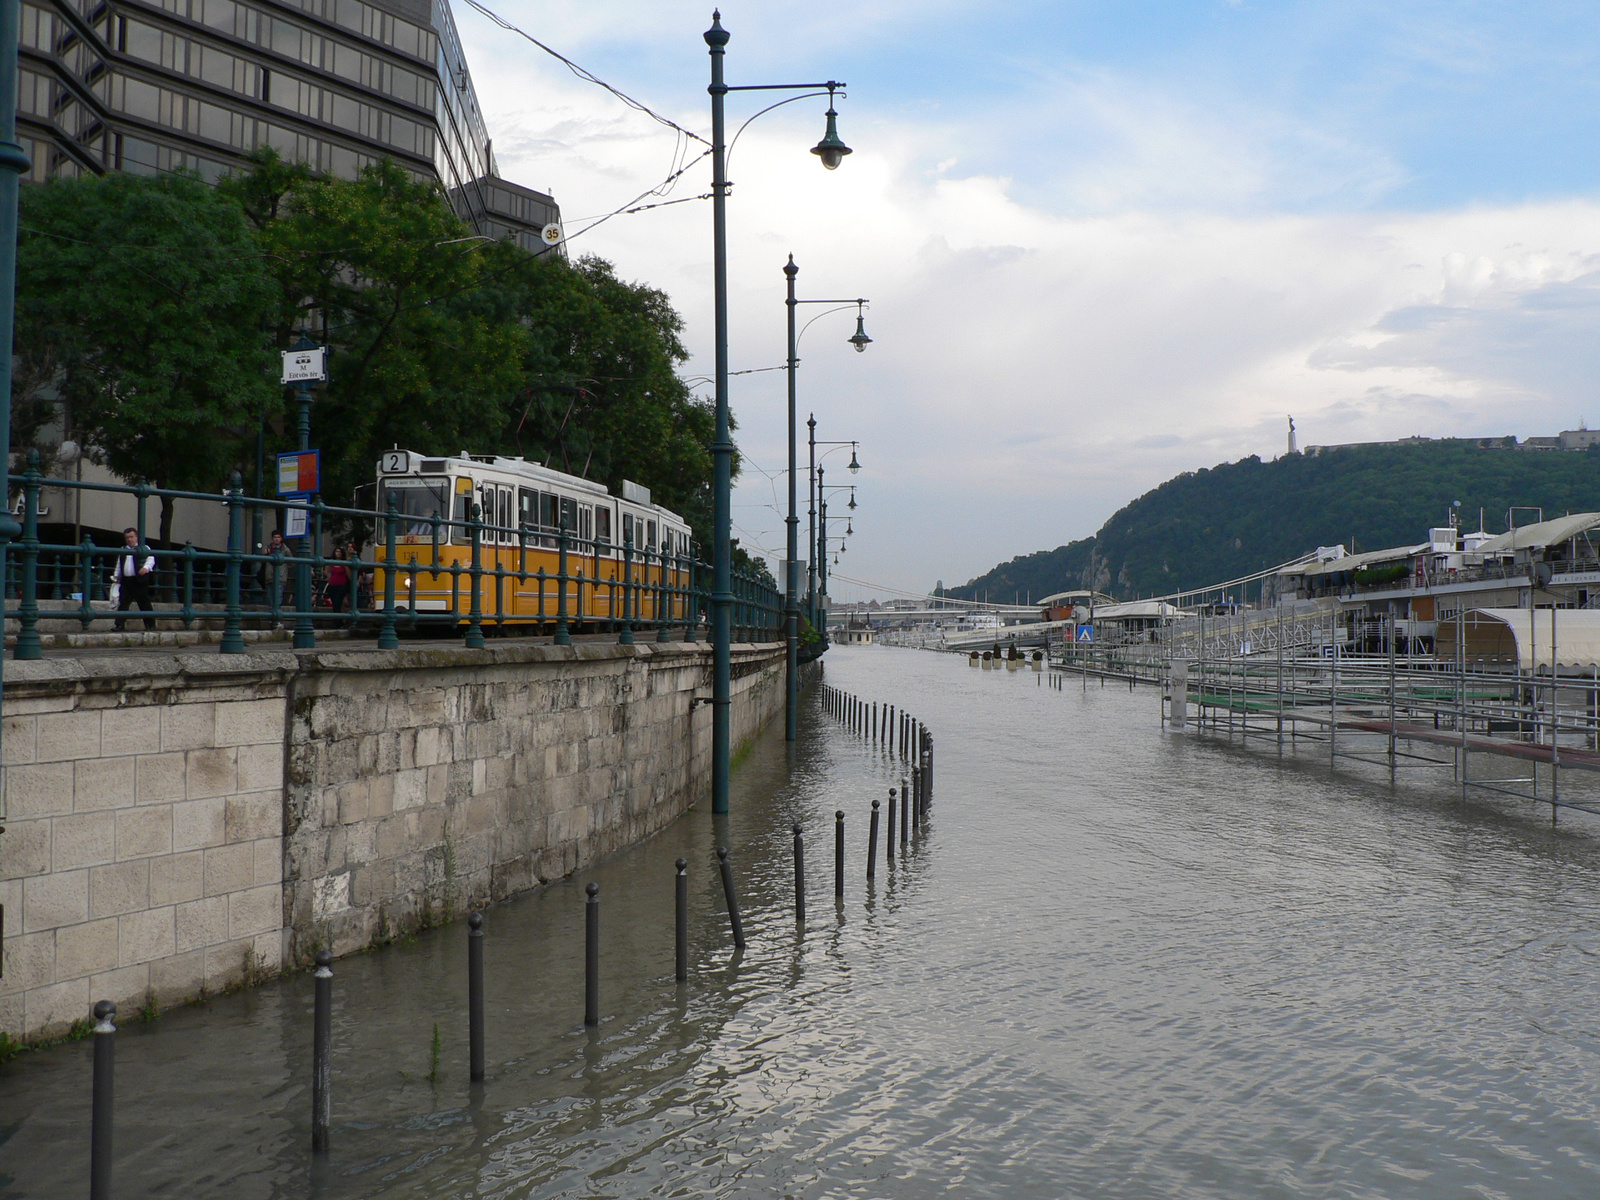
top-left (113, 526), bottom-right (156, 631)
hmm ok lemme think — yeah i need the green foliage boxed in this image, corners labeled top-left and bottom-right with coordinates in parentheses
top-left (17, 170), bottom-right (281, 541)
top-left (1353, 564), bottom-right (1410, 586)
top-left (951, 442), bottom-right (1600, 601)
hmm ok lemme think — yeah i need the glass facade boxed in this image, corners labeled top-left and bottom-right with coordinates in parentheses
top-left (17, 0), bottom-right (560, 246)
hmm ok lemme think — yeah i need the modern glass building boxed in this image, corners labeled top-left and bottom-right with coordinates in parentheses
top-left (17, 0), bottom-right (560, 251)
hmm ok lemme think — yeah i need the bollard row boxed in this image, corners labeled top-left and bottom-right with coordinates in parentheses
top-left (819, 684), bottom-right (937, 787)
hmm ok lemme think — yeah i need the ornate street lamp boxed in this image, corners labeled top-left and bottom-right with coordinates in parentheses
top-left (706, 9), bottom-right (853, 809)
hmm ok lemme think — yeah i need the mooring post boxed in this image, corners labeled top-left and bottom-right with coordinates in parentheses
top-left (675, 858), bottom-right (689, 982)
top-left (886, 787), bottom-right (897, 862)
top-left (716, 847), bottom-right (746, 951)
top-left (834, 810), bottom-right (845, 898)
top-left (467, 912), bottom-right (485, 1081)
top-left (312, 950), bottom-right (333, 1153)
top-left (89, 1000), bottom-right (115, 1200)
top-left (900, 783), bottom-right (909, 846)
top-left (867, 800), bottom-right (880, 880)
top-left (584, 883), bottom-right (600, 1026)
top-left (793, 823), bottom-right (806, 924)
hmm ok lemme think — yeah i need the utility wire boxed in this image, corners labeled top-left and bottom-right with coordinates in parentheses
top-left (458, 0), bottom-right (709, 148)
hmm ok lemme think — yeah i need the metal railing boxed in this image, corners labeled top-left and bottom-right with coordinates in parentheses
top-left (3, 457), bottom-right (784, 655)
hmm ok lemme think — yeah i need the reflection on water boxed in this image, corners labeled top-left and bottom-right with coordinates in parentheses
top-left (6, 648), bottom-right (1600, 1198)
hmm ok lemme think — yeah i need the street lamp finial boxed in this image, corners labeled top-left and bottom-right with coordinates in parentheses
top-left (705, 11), bottom-right (729, 47)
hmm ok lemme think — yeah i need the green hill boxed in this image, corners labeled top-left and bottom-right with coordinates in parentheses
top-left (948, 441), bottom-right (1600, 603)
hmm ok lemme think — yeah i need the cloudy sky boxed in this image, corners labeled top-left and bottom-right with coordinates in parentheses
top-left (454, 1), bottom-right (1600, 599)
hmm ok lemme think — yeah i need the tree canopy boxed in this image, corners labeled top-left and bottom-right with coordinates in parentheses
top-left (15, 151), bottom-right (725, 547)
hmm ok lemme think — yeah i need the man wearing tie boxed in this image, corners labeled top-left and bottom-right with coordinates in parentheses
top-left (114, 526), bottom-right (156, 631)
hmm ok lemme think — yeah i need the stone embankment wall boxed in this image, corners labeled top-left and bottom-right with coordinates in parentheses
top-left (1, 640), bottom-right (787, 1043)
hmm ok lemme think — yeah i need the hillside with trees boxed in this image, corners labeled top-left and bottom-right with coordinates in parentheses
top-left (948, 442), bottom-right (1600, 603)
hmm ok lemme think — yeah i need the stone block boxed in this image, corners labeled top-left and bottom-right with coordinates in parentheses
top-left (116, 806), bottom-right (173, 861)
top-left (88, 964), bottom-right (149, 1012)
top-left (23, 869), bottom-right (87, 932)
top-left (203, 842), bottom-right (254, 897)
top-left (88, 861), bottom-right (148, 919)
top-left (0, 880), bottom-right (18, 937)
top-left (51, 917), bottom-right (119, 980)
top-left (100, 707), bottom-right (161, 758)
top-left (172, 797), bottom-right (226, 853)
top-left (52, 812), bottom-right (116, 871)
top-left (149, 950), bottom-right (205, 1004)
top-left (225, 792), bottom-right (280, 843)
top-left (25, 978), bottom-right (88, 1038)
top-left (337, 780), bottom-right (369, 825)
top-left (185, 747), bottom-right (238, 800)
top-left (550, 806), bottom-right (591, 844)
top-left (229, 884), bottom-right (280, 939)
top-left (74, 757), bottom-right (136, 812)
top-left (236, 743), bottom-right (283, 792)
top-left (1, 818), bottom-right (51, 880)
top-left (5, 930), bottom-right (55, 990)
top-left (368, 774), bottom-right (394, 818)
top-left (2, 715), bottom-right (36, 766)
top-left (0, 994), bottom-right (22, 1042)
top-left (245, 841), bottom-right (277, 889)
top-left (119, 906), bottom-right (176, 966)
top-left (161, 702), bottom-right (216, 752)
top-left (7, 762), bottom-right (74, 819)
top-left (203, 939), bottom-right (253, 992)
top-left (36, 710), bottom-right (101, 763)
top-left (392, 768), bottom-right (427, 811)
top-left (175, 895), bottom-right (228, 953)
top-left (251, 930), bottom-right (283, 975)
top-left (214, 698), bottom-right (283, 747)
top-left (149, 851), bottom-right (205, 906)
top-left (426, 764), bottom-right (448, 806)
top-left (135, 752), bottom-right (187, 805)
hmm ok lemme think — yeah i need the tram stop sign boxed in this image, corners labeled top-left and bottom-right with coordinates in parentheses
top-left (277, 450), bottom-right (320, 495)
top-left (281, 345), bottom-right (327, 384)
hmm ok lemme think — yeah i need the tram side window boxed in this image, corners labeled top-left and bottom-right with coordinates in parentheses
top-left (498, 487), bottom-right (512, 543)
top-left (595, 506), bottom-right (611, 550)
top-left (539, 493), bottom-right (557, 547)
top-left (560, 497), bottom-right (577, 534)
top-left (622, 513), bottom-right (634, 549)
top-left (579, 505), bottom-right (593, 542)
top-left (647, 519), bottom-right (657, 551)
top-left (518, 488), bottom-right (536, 542)
top-left (453, 489), bottom-right (472, 544)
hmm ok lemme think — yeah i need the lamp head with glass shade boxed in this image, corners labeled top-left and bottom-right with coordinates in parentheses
top-left (848, 312), bottom-right (872, 353)
top-left (847, 491), bottom-right (857, 511)
top-left (811, 88), bottom-right (852, 169)
top-left (848, 444), bottom-right (861, 473)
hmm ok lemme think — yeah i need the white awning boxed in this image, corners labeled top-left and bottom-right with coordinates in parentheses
top-left (1473, 513), bottom-right (1600, 555)
top-left (1435, 607), bottom-right (1600, 670)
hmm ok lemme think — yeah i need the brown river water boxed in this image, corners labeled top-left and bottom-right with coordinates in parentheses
top-left (4, 645), bottom-right (1600, 1198)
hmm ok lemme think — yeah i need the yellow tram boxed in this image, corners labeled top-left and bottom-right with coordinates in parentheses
top-left (372, 450), bottom-right (695, 628)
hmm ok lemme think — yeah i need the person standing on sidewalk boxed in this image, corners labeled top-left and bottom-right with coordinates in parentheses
top-left (113, 527), bottom-right (156, 631)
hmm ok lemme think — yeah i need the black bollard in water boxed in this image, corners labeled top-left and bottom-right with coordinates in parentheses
top-left (468, 912), bottom-right (485, 1081)
top-left (834, 810), bottom-right (845, 898)
top-left (912, 765), bottom-right (921, 818)
top-left (793, 824), bottom-right (806, 924)
top-left (867, 800), bottom-right (880, 880)
top-left (872, 701), bottom-right (878, 742)
top-left (675, 857), bottom-right (688, 982)
top-left (717, 847), bottom-right (747, 951)
top-left (89, 1000), bottom-right (115, 1200)
top-left (922, 747), bottom-right (933, 811)
top-left (584, 882), bottom-right (600, 1026)
top-left (886, 787), bottom-right (897, 862)
top-left (900, 782), bottom-right (909, 847)
top-left (312, 949), bottom-right (332, 1153)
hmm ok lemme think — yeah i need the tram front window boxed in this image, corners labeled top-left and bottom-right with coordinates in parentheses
top-left (382, 479), bottom-right (452, 539)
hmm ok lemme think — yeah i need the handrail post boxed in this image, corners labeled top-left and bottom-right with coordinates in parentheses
top-left (657, 546), bottom-right (671, 642)
top-left (465, 501), bottom-right (486, 649)
top-left (14, 449), bottom-right (41, 659)
top-left (378, 497), bottom-right (399, 650)
top-left (618, 535), bottom-right (634, 645)
top-left (291, 493), bottom-right (316, 649)
top-left (555, 527), bottom-right (571, 645)
top-left (222, 474), bottom-right (246, 652)
top-left (76, 536), bottom-right (95, 630)
top-left (179, 543), bottom-right (196, 628)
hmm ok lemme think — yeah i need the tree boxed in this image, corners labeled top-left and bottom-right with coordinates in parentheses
top-left (16, 171), bottom-right (281, 543)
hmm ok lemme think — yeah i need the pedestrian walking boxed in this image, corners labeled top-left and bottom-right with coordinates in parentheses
top-left (112, 527), bottom-right (155, 631)
top-left (324, 545), bottom-right (352, 612)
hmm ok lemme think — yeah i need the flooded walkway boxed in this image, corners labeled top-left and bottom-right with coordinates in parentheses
top-left (5, 646), bottom-right (1600, 1197)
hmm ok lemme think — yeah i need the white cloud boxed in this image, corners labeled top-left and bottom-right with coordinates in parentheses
top-left (455, 6), bottom-right (1600, 598)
